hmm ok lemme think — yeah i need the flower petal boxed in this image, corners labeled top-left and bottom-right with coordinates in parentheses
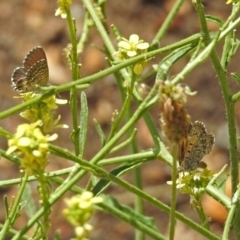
top-left (137, 42), bottom-right (149, 50)
top-left (118, 41), bottom-right (131, 49)
top-left (127, 51), bottom-right (137, 57)
top-left (129, 34), bottom-right (139, 44)
top-left (18, 137), bottom-right (31, 147)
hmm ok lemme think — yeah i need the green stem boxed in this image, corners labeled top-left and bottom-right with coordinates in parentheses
top-left (168, 144), bottom-right (178, 240)
top-left (0, 146), bottom-right (157, 178)
top-left (11, 167), bottom-right (86, 240)
top-left (53, 177), bottom-right (167, 240)
top-left (107, 92), bottom-right (131, 141)
top-left (110, 129), bottom-right (138, 153)
top-left (206, 169), bottom-right (231, 210)
top-left (194, 200), bottom-right (210, 230)
top-left (153, 0), bottom-right (184, 42)
top-left (38, 172), bottom-right (51, 236)
top-left (98, 150), bottom-right (156, 166)
top-left (195, 0), bottom-right (240, 238)
top-left (107, 73), bottom-right (137, 141)
top-left (171, 17), bottom-right (240, 85)
top-left (81, 0), bottom-right (128, 89)
top-left (0, 224), bottom-right (28, 240)
top-left (0, 171), bottom-right (28, 240)
top-left (13, 154), bottom-right (221, 240)
top-left (222, 185), bottom-right (240, 240)
top-left (0, 34), bottom-right (202, 120)
top-left (125, 80), bottom-right (145, 240)
top-left (11, 82), bottom-right (159, 239)
top-left (132, 91), bottom-right (162, 152)
top-left (134, 166), bottom-right (145, 240)
top-left (72, 159), bottom-right (221, 240)
top-left (66, 7), bottom-right (80, 156)
top-left (0, 166), bottom-right (75, 188)
top-left (82, 0), bottom-right (115, 54)
top-left (77, 10), bottom-right (90, 54)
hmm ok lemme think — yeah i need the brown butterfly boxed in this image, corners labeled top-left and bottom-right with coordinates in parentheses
top-left (11, 46), bottom-right (49, 93)
top-left (178, 121), bottom-right (215, 172)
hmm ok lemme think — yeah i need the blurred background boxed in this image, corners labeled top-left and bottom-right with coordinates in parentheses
top-left (0, 0), bottom-right (239, 239)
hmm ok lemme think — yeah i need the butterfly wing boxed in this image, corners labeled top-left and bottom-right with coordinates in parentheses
top-left (11, 67), bottom-right (28, 92)
top-left (203, 133), bottom-right (215, 155)
top-left (11, 46), bottom-right (49, 93)
top-left (179, 121), bottom-right (214, 171)
top-left (180, 135), bottom-right (199, 171)
top-left (23, 47), bottom-right (47, 70)
top-left (26, 59), bottom-right (49, 87)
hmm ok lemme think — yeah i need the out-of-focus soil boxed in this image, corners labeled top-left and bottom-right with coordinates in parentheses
top-left (0, 0), bottom-right (239, 239)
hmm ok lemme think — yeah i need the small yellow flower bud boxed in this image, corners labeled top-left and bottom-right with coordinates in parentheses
top-left (63, 191), bottom-right (103, 239)
top-left (7, 121), bottom-right (57, 175)
top-left (115, 34), bottom-right (150, 75)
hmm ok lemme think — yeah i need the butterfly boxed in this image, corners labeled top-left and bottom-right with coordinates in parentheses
top-left (178, 121), bottom-right (215, 172)
top-left (11, 46), bottom-right (49, 93)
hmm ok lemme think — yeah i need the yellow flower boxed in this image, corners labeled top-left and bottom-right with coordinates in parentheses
top-left (115, 34), bottom-right (150, 75)
top-left (7, 121), bottom-right (57, 175)
top-left (55, 0), bottom-right (72, 18)
top-left (63, 191), bottom-right (103, 227)
top-left (74, 224), bottom-right (92, 239)
top-left (19, 93), bottom-right (68, 133)
top-left (118, 34), bottom-right (149, 57)
top-left (167, 169), bottom-right (213, 196)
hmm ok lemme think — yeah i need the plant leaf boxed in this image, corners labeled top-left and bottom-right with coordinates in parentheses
top-left (92, 160), bottom-right (146, 195)
top-left (93, 118), bottom-right (106, 146)
top-left (79, 92), bottom-right (88, 157)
